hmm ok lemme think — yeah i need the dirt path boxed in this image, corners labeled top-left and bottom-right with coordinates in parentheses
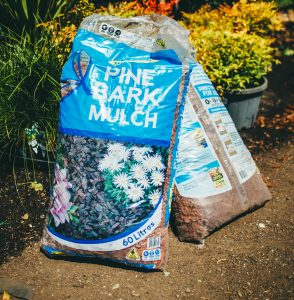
top-left (0, 142), bottom-right (293, 300)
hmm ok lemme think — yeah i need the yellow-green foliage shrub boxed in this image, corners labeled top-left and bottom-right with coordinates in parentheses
top-left (192, 30), bottom-right (275, 95)
top-left (183, 0), bottom-right (283, 37)
top-left (183, 0), bottom-right (283, 95)
top-left (219, 0), bottom-right (283, 37)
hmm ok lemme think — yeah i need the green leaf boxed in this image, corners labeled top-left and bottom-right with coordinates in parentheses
top-left (70, 215), bottom-right (80, 224)
top-left (69, 205), bottom-right (78, 214)
top-left (21, 0), bottom-right (29, 20)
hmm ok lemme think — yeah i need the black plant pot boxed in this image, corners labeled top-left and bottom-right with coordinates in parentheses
top-left (224, 78), bottom-right (268, 130)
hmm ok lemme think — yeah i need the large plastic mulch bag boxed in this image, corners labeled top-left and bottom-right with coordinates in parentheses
top-left (172, 64), bottom-right (271, 242)
top-left (40, 14), bottom-right (192, 270)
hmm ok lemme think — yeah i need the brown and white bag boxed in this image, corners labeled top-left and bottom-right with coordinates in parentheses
top-left (172, 64), bottom-right (271, 242)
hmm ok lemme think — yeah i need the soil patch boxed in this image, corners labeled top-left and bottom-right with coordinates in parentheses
top-left (0, 144), bottom-right (293, 299)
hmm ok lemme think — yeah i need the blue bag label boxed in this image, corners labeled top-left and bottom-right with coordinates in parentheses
top-left (59, 29), bottom-right (182, 147)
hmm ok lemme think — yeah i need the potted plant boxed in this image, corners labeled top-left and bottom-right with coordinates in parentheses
top-left (182, 0), bottom-right (283, 129)
top-left (190, 29), bottom-right (274, 129)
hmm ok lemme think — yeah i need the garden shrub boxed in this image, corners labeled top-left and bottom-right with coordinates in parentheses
top-left (190, 29), bottom-right (275, 95)
top-left (182, 0), bottom-right (283, 94)
top-left (0, 33), bottom-right (61, 159)
top-left (183, 0), bottom-right (283, 37)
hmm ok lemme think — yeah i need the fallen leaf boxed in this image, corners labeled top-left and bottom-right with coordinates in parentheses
top-left (286, 113), bottom-right (294, 122)
top-left (263, 176), bottom-right (273, 188)
top-left (22, 213), bottom-right (29, 221)
top-left (257, 116), bottom-right (266, 127)
top-left (29, 182), bottom-right (43, 192)
top-left (3, 290), bottom-right (11, 300)
top-left (264, 132), bottom-right (271, 138)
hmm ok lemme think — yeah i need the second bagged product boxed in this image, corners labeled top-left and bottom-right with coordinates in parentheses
top-left (172, 64), bottom-right (271, 242)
